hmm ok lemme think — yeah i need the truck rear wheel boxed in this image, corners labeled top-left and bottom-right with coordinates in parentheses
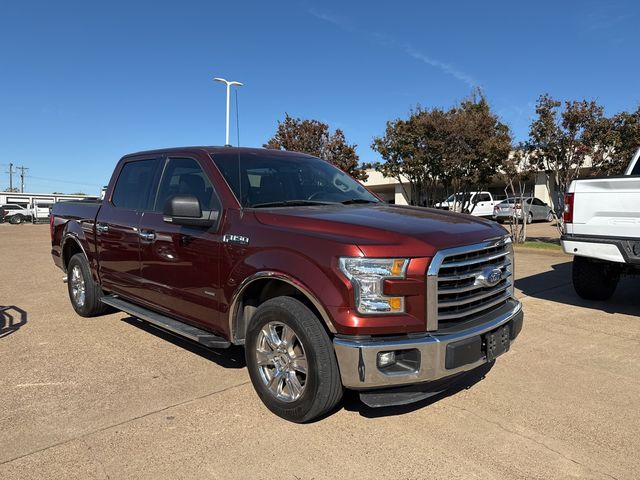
top-left (572, 256), bottom-right (620, 301)
top-left (67, 253), bottom-right (108, 317)
top-left (245, 296), bottom-right (343, 423)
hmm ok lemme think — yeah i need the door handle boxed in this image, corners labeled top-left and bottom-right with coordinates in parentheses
top-left (139, 230), bottom-right (155, 242)
top-left (96, 223), bottom-right (109, 233)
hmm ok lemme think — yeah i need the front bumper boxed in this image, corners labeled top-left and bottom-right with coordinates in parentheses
top-left (333, 300), bottom-right (523, 389)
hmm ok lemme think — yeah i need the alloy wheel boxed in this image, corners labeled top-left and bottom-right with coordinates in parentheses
top-left (70, 265), bottom-right (86, 308)
top-left (255, 321), bottom-right (308, 402)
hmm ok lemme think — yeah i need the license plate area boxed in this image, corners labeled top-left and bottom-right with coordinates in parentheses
top-left (484, 323), bottom-right (511, 362)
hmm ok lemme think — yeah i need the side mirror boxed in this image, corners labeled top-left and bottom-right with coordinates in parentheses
top-left (163, 195), bottom-right (217, 227)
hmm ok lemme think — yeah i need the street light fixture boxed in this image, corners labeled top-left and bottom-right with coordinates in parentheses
top-left (213, 77), bottom-right (243, 146)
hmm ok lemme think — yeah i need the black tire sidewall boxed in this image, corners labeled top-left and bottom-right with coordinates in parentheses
top-left (67, 254), bottom-right (102, 317)
top-left (245, 297), bottom-right (339, 422)
top-left (572, 256), bottom-right (620, 301)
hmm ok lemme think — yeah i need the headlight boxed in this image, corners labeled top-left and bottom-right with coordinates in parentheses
top-left (339, 257), bottom-right (409, 314)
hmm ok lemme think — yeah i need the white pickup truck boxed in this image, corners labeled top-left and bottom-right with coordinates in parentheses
top-left (561, 148), bottom-right (640, 300)
top-left (434, 191), bottom-right (500, 217)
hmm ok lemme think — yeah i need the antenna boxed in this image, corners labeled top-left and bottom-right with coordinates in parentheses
top-left (236, 89), bottom-right (242, 207)
top-left (235, 89), bottom-right (241, 147)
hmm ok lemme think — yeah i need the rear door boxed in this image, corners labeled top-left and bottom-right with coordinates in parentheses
top-left (137, 156), bottom-right (224, 334)
top-left (96, 157), bottom-right (162, 299)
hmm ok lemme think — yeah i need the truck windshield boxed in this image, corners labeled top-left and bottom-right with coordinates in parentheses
top-left (211, 152), bottom-right (379, 208)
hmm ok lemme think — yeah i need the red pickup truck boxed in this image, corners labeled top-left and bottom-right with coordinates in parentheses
top-left (51, 146), bottom-right (523, 422)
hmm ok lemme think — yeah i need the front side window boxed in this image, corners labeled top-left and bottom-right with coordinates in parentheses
top-left (212, 152), bottom-right (378, 208)
top-left (111, 159), bottom-right (159, 210)
top-left (154, 158), bottom-right (216, 212)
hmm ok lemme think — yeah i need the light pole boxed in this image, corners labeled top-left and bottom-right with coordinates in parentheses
top-left (213, 77), bottom-right (243, 146)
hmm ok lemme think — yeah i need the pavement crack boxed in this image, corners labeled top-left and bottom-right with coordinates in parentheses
top-left (0, 380), bottom-right (250, 466)
top-left (446, 404), bottom-right (619, 480)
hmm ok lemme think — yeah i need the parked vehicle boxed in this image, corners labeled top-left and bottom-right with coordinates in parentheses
top-left (51, 146), bottom-right (524, 422)
top-left (435, 191), bottom-right (500, 217)
top-left (492, 197), bottom-right (554, 224)
top-left (0, 204), bottom-right (32, 224)
top-left (31, 200), bottom-right (53, 223)
top-left (561, 148), bottom-right (640, 300)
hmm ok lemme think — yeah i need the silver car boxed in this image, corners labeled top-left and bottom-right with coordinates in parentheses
top-left (492, 197), bottom-right (554, 224)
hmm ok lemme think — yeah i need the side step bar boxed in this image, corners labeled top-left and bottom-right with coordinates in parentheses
top-left (101, 296), bottom-right (230, 349)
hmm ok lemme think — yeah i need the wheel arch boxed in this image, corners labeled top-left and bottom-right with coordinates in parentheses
top-left (61, 235), bottom-right (88, 272)
top-left (228, 272), bottom-right (337, 345)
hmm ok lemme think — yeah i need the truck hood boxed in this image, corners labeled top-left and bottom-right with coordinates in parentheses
top-left (253, 204), bottom-right (507, 257)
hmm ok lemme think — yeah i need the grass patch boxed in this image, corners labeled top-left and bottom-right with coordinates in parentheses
top-left (514, 239), bottom-right (562, 251)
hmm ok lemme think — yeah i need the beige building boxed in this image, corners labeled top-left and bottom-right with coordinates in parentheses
top-left (363, 169), bottom-right (559, 208)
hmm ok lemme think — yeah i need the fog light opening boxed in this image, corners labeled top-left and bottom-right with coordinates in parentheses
top-left (377, 351), bottom-right (396, 368)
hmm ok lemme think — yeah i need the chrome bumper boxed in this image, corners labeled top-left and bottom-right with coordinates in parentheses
top-left (333, 300), bottom-right (523, 389)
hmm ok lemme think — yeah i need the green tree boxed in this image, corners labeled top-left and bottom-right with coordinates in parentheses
top-left (525, 94), bottom-right (613, 206)
top-left (264, 114), bottom-right (367, 180)
top-left (370, 107), bottom-right (448, 205)
top-left (371, 91), bottom-right (511, 208)
top-left (442, 91), bottom-right (512, 211)
top-left (592, 105), bottom-right (640, 175)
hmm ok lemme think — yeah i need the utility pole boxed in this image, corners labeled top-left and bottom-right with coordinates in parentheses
top-left (7, 163), bottom-right (16, 191)
top-left (17, 166), bottom-right (29, 193)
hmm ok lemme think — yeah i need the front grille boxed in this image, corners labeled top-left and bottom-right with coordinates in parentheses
top-left (428, 238), bottom-right (513, 330)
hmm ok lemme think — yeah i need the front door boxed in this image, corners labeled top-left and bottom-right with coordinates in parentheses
top-left (137, 156), bottom-right (224, 334)
top-left (96, 157), bottom-right (161, 298)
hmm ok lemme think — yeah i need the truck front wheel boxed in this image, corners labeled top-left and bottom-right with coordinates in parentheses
top-left (572, 256), bottom-right (620, 301)
top-left (67, 253), bottom-right (108, 317)
top-left (245, 296), bottom-right (343, 423)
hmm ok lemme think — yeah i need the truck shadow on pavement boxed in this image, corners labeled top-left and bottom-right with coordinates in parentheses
top-left (120, 316), bottom-right (246, 369)
top-left (516, 261), bottom-right (639, 316)
top-left (341, 362), bottom-right (494, 419)
top-left (0, 305), bottom-right (28, 339)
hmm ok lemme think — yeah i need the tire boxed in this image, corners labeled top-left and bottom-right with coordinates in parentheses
top-left (67, 253), bottom-right (108, 317)
top-left (9, 214), bottom-right (23, 225)
top-left (572, 256), bottom-right (620, 301)
top-left (546, 211), bottom-right (554, 222)
top-left (245, 296), bottom-right (343, 423)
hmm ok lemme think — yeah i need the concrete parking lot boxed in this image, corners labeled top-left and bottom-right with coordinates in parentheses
top-left (1, 224), bottom-right (638, 479)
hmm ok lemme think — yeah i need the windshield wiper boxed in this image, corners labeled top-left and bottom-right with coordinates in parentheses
top-left (340, 198), bottom-right (379, 205)
top-left (251, 200), bottom-right (337, 208)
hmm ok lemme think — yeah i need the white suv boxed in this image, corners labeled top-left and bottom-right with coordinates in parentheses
top-left (0, 204), bottom-right (32, 224)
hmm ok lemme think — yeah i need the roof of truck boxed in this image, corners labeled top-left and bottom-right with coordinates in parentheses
top-left (123, 146), bottom-right (317, 159)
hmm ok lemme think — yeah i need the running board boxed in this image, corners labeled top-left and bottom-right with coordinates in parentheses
top-left (101, 296), bottom-right (230, 349)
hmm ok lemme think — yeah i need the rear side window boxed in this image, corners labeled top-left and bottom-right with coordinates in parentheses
top-left (154, 158), bottom-right (217, 212)
top-left (631, 161), bottom-right (640, 176)
top-left (112, 159), bottom-right (159, 210)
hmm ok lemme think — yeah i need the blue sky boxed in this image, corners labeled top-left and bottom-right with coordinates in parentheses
top-left (1, 0), bottom-right (638, 194)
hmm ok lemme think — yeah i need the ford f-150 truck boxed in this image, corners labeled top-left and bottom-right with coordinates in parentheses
top-left (50, 146), bottom-right (523, 422)
top-left (561, 148), bottom-right (640, 300)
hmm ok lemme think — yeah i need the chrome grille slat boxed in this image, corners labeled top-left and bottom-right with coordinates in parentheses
top-left (438, 273), bottom-right (513, 293)
top-left (428, 237), bottom-right (514, 329)
top-left (438, 261), bottom-right (511, 281)
top-left (438, 291), bottom-right (512, 321)
top-left (438, 281), bottom-right (512, 307)
top-left (440, 251), bottom-right (509, 268)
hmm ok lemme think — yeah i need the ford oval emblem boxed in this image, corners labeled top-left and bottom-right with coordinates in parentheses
top-left (477, 267), bottom-right (503, 287)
